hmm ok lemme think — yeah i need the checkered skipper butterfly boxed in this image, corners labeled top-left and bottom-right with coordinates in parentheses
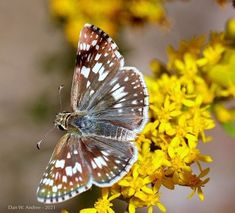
top-left (37, 24), bottom-right (149, 203)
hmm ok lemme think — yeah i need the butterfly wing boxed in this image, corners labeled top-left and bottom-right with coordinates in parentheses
top-left (71, 24), bottom-right (124, 112)
top-left (89, 66), bottom-right (148, 133)
top-left (80, 135), bottom-right (137, 187)
top-left (37, 133), bottom-right (92, 203)
top-left (71, 24), bottom-right (148, 134)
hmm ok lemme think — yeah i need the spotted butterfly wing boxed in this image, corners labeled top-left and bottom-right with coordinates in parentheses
top-left (37, 134), bottom-right (136, 203)
top-left (37, 134), bottom-right (92, 203)
top-left (71, 24), bottom-right (148, 135)
top-left (71, 24), bottom-right (124, 112)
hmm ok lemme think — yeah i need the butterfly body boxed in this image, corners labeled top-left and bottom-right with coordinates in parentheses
top-left (37, 24), bottom-right (149, 203)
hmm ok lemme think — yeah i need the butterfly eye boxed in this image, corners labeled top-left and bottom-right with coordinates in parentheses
top-left (58, 125), bottom-right (65, 131)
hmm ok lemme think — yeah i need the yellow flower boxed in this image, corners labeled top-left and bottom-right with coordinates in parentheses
top-left (184, 148), bottom-right (213, 164)
top-left (139, 150), bottom-right (171, 177)
top-left (167, 36), bottom-right (205, 70)
top-left (186, 97), bottom-right (215, 142)
top-left (51, 0), bottom-right (76, 17)
top-left (208, 51), bottom-right (235, 93)
top-left (214, 104), bottom-right (234, 123)
top-left (128, 186), bottom-right (167, 213)
top-left (168, 145), bottom-right (191, 174)
top-left (186, 168), bottom-right (210, 201)
top-left (118, 165), bottom-right (152, 198)
top-left (226, 18), bottom-right (235, 40)
top-left (65, 19), bottom-right (85, 46)
top-left (202, 43), bottom-right (225, 65)
top-left (50, 0), bottom-right (169, 46)
top-left (80, 209), bottom-right (96, 213)
top-left (61, 209), bottom-right (69, 213)
top-left (152, 95), bottom-right (181, 133)
top-left (80, 189), bottom-right (120, 213)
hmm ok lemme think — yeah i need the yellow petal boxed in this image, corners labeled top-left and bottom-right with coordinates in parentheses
top-left (198, 187), bottom-right (204, 201)
top-left (148, 206), bottom-right (153, 213)
top-left (128, 203), bottom-right (136, 213)
top-left (157, 203), bottom-right (167, 213)
top-left (109, 192), bottom-right (121, 201)
top-left (118, 179), bottom-right (130, 186)
top-left (199, 155), bottom-right (213, 163)
top-left (135, 191), bottom-right (147, 201)
top-left (80, 208), bottom-right (97, 213)
top-left (61, 210), bottom-right (69, 213)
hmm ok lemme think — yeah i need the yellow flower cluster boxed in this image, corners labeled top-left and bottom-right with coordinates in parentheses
top-left (166, 18), bottom-right (235, 124)
top-left (50, 0), bottom-right (168, 46)
top-left (78, 19), bottom-right (235, 213)
top-left (79, 70), bottom-right (213, 212)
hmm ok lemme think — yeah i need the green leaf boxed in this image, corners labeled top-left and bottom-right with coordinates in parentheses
top-left (221, 121), bottom-right (235, 138)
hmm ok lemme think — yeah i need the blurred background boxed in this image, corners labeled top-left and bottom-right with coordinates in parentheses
top-left (0, 0), bottom-right (235, 212)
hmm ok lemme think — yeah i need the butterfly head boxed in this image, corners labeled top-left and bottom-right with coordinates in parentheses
top-left (54, 112), bottom-right (71, 131)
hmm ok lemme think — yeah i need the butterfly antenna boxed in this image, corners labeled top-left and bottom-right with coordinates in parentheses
top-left (58, 84), bottom-right (64, 111)
top-left (37, 126), bottom-right (56, 150)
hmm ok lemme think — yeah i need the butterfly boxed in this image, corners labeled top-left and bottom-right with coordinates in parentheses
top-left (37, 24), bottom-right (149, 203)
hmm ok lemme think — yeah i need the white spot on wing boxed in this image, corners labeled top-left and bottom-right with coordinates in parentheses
top-left (62, 175), bottom-right (67, 183)
top-left (93, 63), bottom-right (102, 74)
top-left (42, 178), bottom-right (47, 184)
top-left (101, 151), bottom-right (109, 156)
top-left (55, 172), bottom-right (59, 180)
top-left (107, 37), bottom-right (112, 43)
top-left (91, 160), bottom-right (97, 169)
top-left (111, 43), bottom-right (117, 49)
top-left (81, 66), bottom-right (90, 78)
top-left (115, 160), bottom-right (121, 163)
top-left (73, 162), bottom-right (82, 173)
top-left (86, 81), bottom-right (91, 88)
top-left (94, 156), bottom-right (107, 168)
top-left (52, 186), bottom-right (57, 192)
top-left (111, 83), bottom-right (120, 92)
top-left (49, 179), bottom-right (53, 186)
top-left (114, 103), bottom-right (123, 108)
top-left (65, 166), bottom-right (73, 176)
top-left (98, 67), bottom-right (108, 81)
top-left (90, 90), bottom-right (95, 95)
top-left (95, 53), bottom-right (101, 61)
top-left (91, 40), bottom-right (97, 46)
top-left (67, 153), bottom-right (71, 159)
top-left (111, 87), bottom-right (128, 101)
top-left (55, 160), bottom-right (65, 168)
top-left (86, 44), bottom-right (90, 50)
